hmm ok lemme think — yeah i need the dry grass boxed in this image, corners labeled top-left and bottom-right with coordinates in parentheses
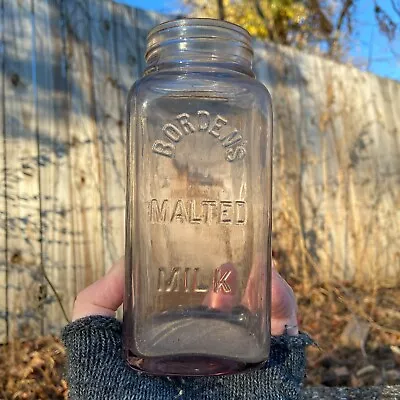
top-left (292, 279), bottom-right (400, 386)
top-left (0, 336), bottom-right (67, 400)
top-left (0, 279), bottom-right (399, 399)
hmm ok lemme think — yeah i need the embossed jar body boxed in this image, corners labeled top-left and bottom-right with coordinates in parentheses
top-left (123, 19), bottom-right (273, 376)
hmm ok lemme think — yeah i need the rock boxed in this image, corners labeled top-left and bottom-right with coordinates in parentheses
top-left (387, 369), bottom-right (400, 384)
top-left (355, 365), bottom-right (379, 386)
top-left (303, 385), bottom-right (400, 400)
top-left (373, 375), bottom-right (384, 386)
top-left (391, 345), bottom-right (400, 366)
top-left (377, 345), bottom-right (394, 358)
top-left (334, 366), bottom-right (350, 376)
top-left (356, 364), bottom-right (377, 377)
top-left (322, 366), bottom-right (351, 386)
top-left (340, 317), bottom-right (370, 348)
top-left (382, 359), bottom-right (397, 370)
top-left (350, 374), bottom-right (362, 387)
top-left (319, 355), bottom-right (338, 369)
top-left (321, 370), bottom-right (338, 387)
top-left (333, 366), bottom-right (351, 385)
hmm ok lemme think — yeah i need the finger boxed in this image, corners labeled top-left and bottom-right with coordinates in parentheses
top-left (271, 267), bottom-right (296, 319)
top-left (202, 263), bottom-right (238, 312)
top-left (72, 257), bottom-right (125, 321)
top-left (271, 266), bottom-right (298, 335)
top-left (241, 255), bottom-right (266, 312)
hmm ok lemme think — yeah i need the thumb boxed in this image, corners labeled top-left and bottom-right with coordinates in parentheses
top-left (271, 265), bottom-right (298, 335)
top-left (72, 258), bottom-right (124, 321)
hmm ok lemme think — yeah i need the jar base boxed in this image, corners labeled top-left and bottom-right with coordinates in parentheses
top-left (125, 350), bottom-right (266, 376)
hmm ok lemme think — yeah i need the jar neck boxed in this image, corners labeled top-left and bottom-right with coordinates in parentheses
top-left (145, 19), bottom-right (254, 77)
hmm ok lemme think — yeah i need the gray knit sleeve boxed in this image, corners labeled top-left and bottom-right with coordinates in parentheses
top-left (62, 316), bottom-right (313, 400)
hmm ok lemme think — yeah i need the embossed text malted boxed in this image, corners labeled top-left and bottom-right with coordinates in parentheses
top-left (149, 198), bottom-right (247, 225)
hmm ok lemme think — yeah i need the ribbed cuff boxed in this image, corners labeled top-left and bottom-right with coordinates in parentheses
top-left (62, 315), bottom-right (123, 354)
top-left (62, 316), bottom-right (313, 400)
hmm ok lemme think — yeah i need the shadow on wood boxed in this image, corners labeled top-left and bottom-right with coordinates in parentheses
top-left (0, 0), bottom-right (399, 343)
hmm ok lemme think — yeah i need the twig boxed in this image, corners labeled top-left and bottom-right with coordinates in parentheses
top-left (390, 0), bottom-right (400, 17)
top-left (377, 307), bottom-right (400, 320)
top-left (309, 0), bottom-right (334, 34)
top-left (253, 0), bottom-right (276, 41)
top-left (336, 0), bottom-right (354, 31)
top-left (41, 266), bottom-right (71, 324)
top-left (217, 0), bottom-right (224, 20)
top-left (333, 287), bottom-right (400, 336)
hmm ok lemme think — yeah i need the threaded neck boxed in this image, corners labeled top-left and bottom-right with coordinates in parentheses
top-left (145, 18), bottom-right (254, 76)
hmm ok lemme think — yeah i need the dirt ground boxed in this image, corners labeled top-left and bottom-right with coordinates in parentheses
top-left (0, 281), bottom-right (399, 400)
top-left (293, 281), bottom-right (400, 388)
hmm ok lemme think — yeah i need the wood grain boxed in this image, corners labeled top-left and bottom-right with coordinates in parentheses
top-left (255, 41), bottom-right (400, 286)
top-left (0, 0), bottom-right (7, 342)
top-left (34, 0), bottom-right (73, 332)
top-left (3, 0), bottom-right (43, 339)
top-left (64, 0), bottom-right (105, 297)
top-left (0, 0), bottom-right (399, 341)
top-left (89, 0), bottom-right (125, 270)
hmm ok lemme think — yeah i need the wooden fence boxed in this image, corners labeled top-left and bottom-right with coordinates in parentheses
top-left (0, 0), bottom-right (399, 341)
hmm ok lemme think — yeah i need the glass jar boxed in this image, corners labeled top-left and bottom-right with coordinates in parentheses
top-left (123, 18), bottom-right (273, 376)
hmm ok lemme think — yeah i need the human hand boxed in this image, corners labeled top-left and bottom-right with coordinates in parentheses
top-left (72, 258), bottom-right (298, 335)
top-left (65, 258), bottom-right (309, 400)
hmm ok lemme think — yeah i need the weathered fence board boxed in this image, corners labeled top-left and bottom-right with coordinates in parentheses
top-left (34, 0), bottom-right (73, 333)
top-left (64, 0), bottom-right (106, 300)
top-left (3, 0), bottom-right (43, 341)
top-left (89, 0), bottom-right (122, 270)
top-left (0, 0), bottom-right (399, 341)
top-left (253, 40), bottom-right (400, 287)
top-left (0, 0), bottom-right (7, 341)
top-left (109, 2), bottom-right (137, 266)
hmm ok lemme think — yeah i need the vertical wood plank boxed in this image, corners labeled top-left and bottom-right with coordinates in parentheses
top-left (110, 2), bottom-right (140, 286)
top-left (89, 0), bottom-right (124, 271)
top-left (336, 65), bottom-right (375, 282)
top-left (320, 60), bottom-right (349, 281)
top-left (365, 75), bottom-right (400, 284)
top-left (0, 0), bottom-right (8, 342)
top-left (3, 0), bottom-right (43, 338)
top-left (64, 0), bottom-right (105, 295)
top-left (312, 55), bottom-right (343, 281)
top-left (255, 43), bottom-right (304, 279)
top-left (382, 79), bottom-right (400, 283)
top-left (295, 50), bottom-right (326, 283)
top-left (347, 69), bottom-right (381, 284)
top-left (97, 4), bottom-right (166, 273)
top-left (112, 1), bottom-right (139, 101)
top-left (34, 0), bottom-right (73, 332)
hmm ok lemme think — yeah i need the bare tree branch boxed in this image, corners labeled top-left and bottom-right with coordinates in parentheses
top-left (327, 0), bottom-right (355, 58)
top-left (217, 0), bottom-right (225, 20)
top-left (253, 0), bottom-right (276, 41)
top-left (336, 0), bottom-right (354, 31)
top-left (375, 1), bottom-right (397, 41)
top-left (309, 0), bottom-right (334, 34)
top-left (391, 0), bottom-right (400, 17)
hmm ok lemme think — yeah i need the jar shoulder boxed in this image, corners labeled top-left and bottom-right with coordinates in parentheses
top-left (128, 71), bottom-right (272, 112)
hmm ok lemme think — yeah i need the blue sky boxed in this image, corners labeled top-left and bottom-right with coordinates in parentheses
top-left (350, 1), bottom-right (400, 81)
top-left (116, 0), bottom-right (400, 81)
